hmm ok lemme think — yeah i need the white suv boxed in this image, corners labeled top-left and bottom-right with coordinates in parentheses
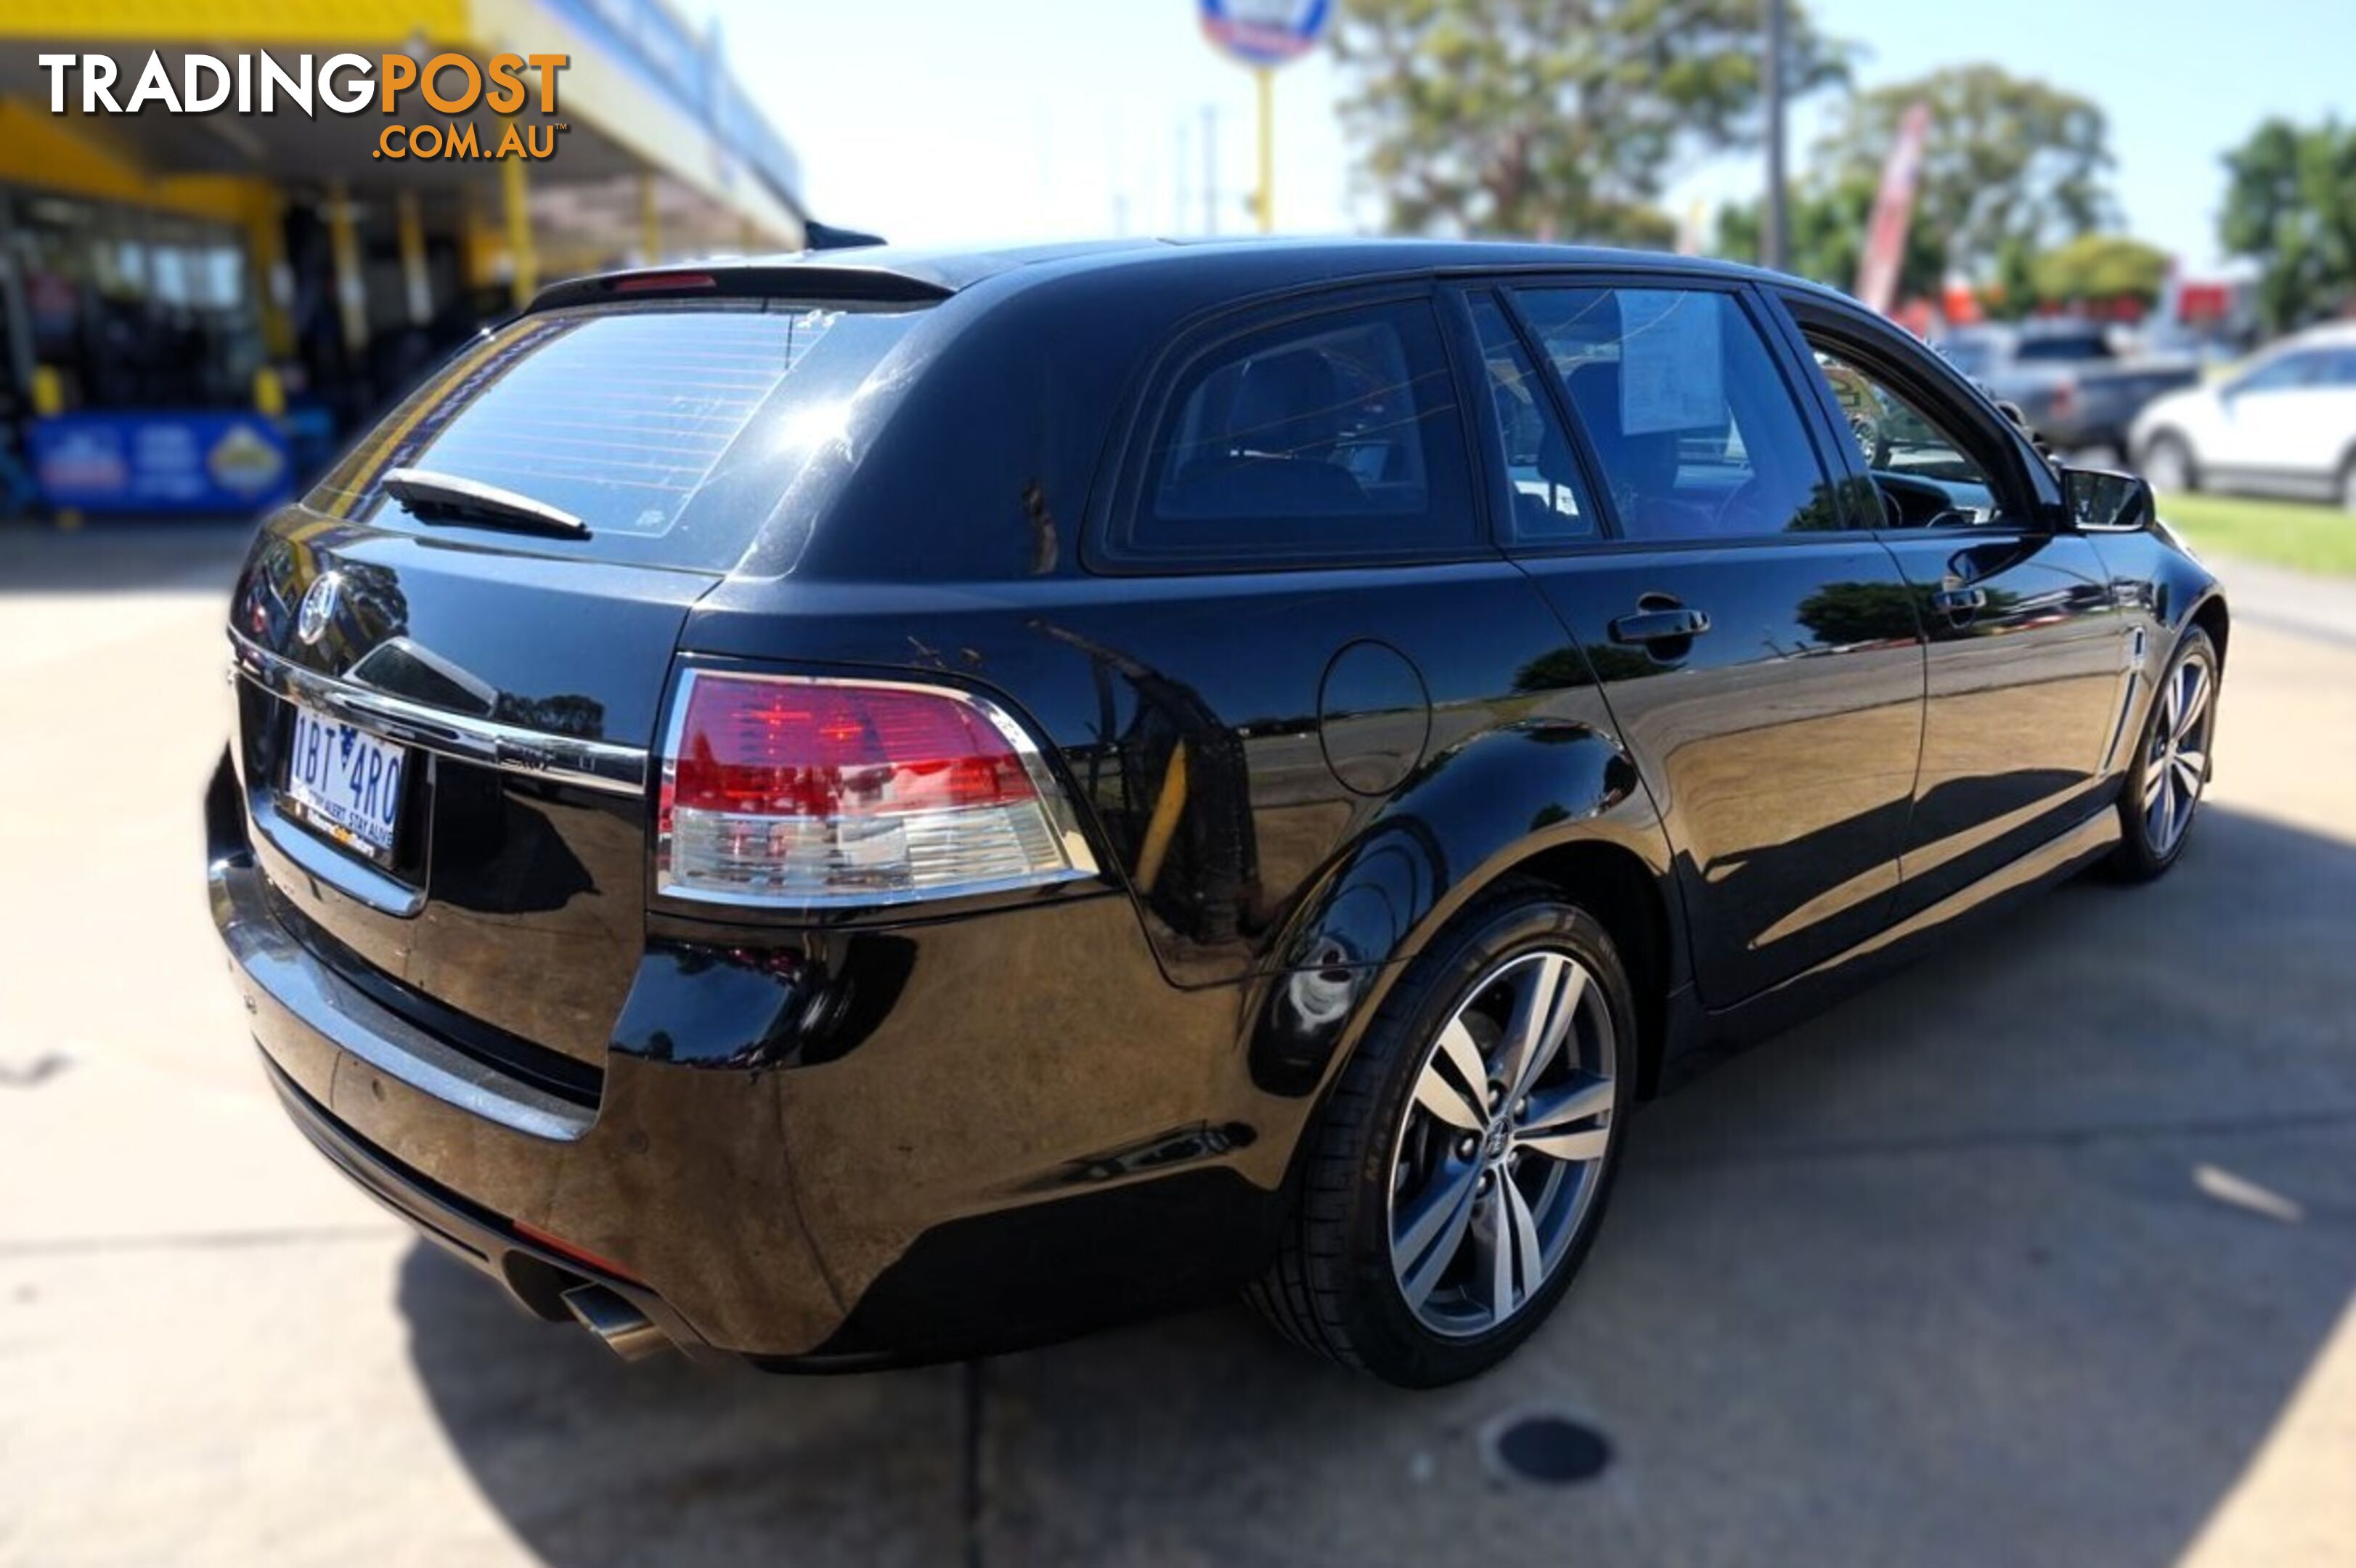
top-left (2131, 323), bottom-right (2356, 510)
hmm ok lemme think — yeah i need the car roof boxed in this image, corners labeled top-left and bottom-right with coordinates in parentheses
top-left (2289, 320), bottom-right (2356, 347)
top-left (529, 235), bottom-right (1821, 314)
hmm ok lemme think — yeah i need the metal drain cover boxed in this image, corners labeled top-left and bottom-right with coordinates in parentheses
top-left (1482, 1408), bottom-right (1613, 1486)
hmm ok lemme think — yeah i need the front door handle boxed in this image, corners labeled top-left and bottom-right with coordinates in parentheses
top-left (1931, 587), bottom-right (1989, 615)
top-left (1609, 606), bottom-right (1713, 645)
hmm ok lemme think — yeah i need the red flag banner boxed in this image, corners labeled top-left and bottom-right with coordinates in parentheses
top-left (1855, 100), bottom-right (1932, 317)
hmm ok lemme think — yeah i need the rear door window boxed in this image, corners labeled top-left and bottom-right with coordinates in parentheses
top-left (1466, 292), bottom-right (1597, 543)
top-left (309, 299), bottom-right (929, 571)
top-left (1509, 286), bottom-right (1849, 540)
top-left (1116, 298), bottom-right (1480, 567)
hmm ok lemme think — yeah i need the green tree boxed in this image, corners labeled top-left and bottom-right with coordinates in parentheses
top-left (1715, 171), bottom-right (1944, 300)
top-left (2219, 118), bottom-right (2356, 334)
top-left (1812, 64), bottom-right (2114, 281)
top-left (2029, 233), bottom-right (2172, 312)
top-left (1796, 580), bottom-right (1926, 646)
top-left (1334, 0), bottom-right (1851, 244)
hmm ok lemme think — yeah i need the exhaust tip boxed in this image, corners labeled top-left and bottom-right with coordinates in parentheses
top-left (561, 1283), bottom-right (672, 1361)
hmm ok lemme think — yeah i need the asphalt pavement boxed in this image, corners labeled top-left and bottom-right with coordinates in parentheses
top-left (2, 519), bottom-right (2352, 1567)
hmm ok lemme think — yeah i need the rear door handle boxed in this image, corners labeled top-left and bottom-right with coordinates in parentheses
top-left (1931, 587), bottom-right (1989, 614)
top-left (1609, 607), bottom-right (1713, 645)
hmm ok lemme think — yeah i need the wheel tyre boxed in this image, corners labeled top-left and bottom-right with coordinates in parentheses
top-left (2107, 626), bottom-right (2219, 883)
top-left (1246, 880), bottom-right (1638, 1387)
top-left (2339, 453), bottom-right (2356, 514)
top-left (2141, 432), bottom-right (2198, 495)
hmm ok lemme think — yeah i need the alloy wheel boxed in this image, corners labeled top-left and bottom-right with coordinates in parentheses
top-left (2143, 440), bottom-right (2191, 494)
top-left (2143, 647), bottom-right (2215, 857)
top-left (1386, 949), bottom-right (1618, 1338)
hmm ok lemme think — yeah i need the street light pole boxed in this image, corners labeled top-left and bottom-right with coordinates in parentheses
top-left (1764, 0), bottom-right (1788, 273)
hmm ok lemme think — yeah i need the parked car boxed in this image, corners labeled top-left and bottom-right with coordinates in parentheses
top-left (2131, 322), bottom-right (2356, 509)
top-left (1937, 321), bottom-right (2200, 455)
top-left (206, 240), bottom-right (2227, 1387)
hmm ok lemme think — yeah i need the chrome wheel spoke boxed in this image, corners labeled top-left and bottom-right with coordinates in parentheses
top-left (1507, 1177), bottom-right (1545, 1309)
top-left (2162, 669), bottom-right (2185, 735)
top-left (2142, 760), bottom-right (2169, 811)
top-left (1475, 1183), bottom-right (1526, 1319)
top-left (1518, 1074), bottom-right (1613, 1135)
top-left (1412, 1050), bottom-right (1488, 1134)
top-left (1434, 1018), bottom-right (1488, 1109)
top-left (2174, 663), bottom-right (2212, 743)
top-left (2172, 753), bottom-right (2204, 798)
top-left (1394, 1159), bottom-right (1482, 1307)
top-left (2167, 654), bottom-right (2205, 734)
top-left (1497, 952), bottom-right (1581, 1103)
top-left (1517, 1125), bottom-right (1613, 1164)
top-left (1388, 947), bottom-right (1618, 1337)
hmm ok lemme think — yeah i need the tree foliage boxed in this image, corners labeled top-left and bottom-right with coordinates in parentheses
top-left (1333, 0), bottom-right (1850, 245)
top-left (1812, 64), bottom-right (2113, 279)
top-left (2028, 233), bottom-right (2171, 311)
top-left (2220, 118), bottom-right (2356, 334)
top-left (1714, 171), bottom-right (1944, 301)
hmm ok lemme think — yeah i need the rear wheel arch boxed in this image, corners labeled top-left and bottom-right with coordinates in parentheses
top-left (1483, 840), bottom-right (1674, 1099)
top-left (1321, 833), bottom-right (1676, 1106)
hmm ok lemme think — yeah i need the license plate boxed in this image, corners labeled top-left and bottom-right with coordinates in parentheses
top-left (281, 703), bottom-right (407, 864)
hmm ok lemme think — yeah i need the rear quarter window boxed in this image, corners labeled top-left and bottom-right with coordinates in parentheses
top-left (309, 299), bottom-right (928, 572)
top-left (1107, 297), bottom-right (1480, 569)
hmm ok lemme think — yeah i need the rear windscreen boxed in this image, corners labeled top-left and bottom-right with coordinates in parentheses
top-left (309, 299), bottom-right (929, 571)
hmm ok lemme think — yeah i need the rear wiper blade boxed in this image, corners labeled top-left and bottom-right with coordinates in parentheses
top-left (382, 467), bottom-right (588, 536)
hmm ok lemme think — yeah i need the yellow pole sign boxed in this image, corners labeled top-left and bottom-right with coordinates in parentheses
top-left (1198, 1), bottom-right (1332, 236)
top-left (1255, 66), bottom-right (1274, 233)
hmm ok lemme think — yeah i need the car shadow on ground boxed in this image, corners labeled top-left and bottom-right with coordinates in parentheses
top-left (399, 804), bottom-right (2356, 1567)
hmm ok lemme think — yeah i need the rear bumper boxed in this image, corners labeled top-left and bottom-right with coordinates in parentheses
top-left (255, 1047), bottom-right (709, 1355)
top-left (207, 764), bottom-right (1289, 1364)
top-left (208, 846), bottom-right (841, 1355)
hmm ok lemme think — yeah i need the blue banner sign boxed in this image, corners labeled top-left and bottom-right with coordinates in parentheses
top-left (1200, 0), bottom-right (1333, 67)
top-left (31, 411), bottom-right (293, 515)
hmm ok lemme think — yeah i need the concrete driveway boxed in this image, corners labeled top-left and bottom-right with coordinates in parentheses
top-left (2, 522), bottom-right (2352, 1567)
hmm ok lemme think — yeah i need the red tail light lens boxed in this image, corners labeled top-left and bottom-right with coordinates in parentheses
top-left (656, 671), bottom-right (1095, 907)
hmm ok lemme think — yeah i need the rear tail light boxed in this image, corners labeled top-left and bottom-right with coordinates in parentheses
top-left (2050, 375), bottom-right (2079, 420)
top-left (655, 670), bottom-right (1098, 907)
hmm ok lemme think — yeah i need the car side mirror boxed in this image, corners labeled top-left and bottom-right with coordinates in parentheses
top-left (2063, 467), bottom-right (2154, 534)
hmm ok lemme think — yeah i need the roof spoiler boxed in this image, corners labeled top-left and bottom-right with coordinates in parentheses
top-left (526, 262), bottom-right (952, 314)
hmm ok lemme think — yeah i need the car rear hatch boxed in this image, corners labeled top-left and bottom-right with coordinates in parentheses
top-left (226, 292), bottom-right (936, 1104)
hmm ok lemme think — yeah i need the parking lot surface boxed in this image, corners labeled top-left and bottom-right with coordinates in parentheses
top-left (3, 521), bottom-right (2352, 1567)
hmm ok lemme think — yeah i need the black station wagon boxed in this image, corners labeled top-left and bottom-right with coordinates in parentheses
top-left (208, 240), bottom-right (2227, 1386)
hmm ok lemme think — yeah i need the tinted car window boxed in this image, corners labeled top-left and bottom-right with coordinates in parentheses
top-left (2014, 332), bottom-right (2112, 362)
top-left (1131, 299), bottom-right (1477, 565)
top-left (1468, 293), bottom-right (1597, 543)
top-left (309, 300), bottom-right (928, 571)
top-left (1512, 286), bottom-right (1846, 539)
top-left (2233, 350), bottom-right (2327, 394)
top-left (1936, 337), bottom-right (1997, 378)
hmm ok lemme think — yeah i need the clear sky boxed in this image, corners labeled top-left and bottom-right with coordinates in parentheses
top-left (706, 0), bottom-right (2355, 273)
